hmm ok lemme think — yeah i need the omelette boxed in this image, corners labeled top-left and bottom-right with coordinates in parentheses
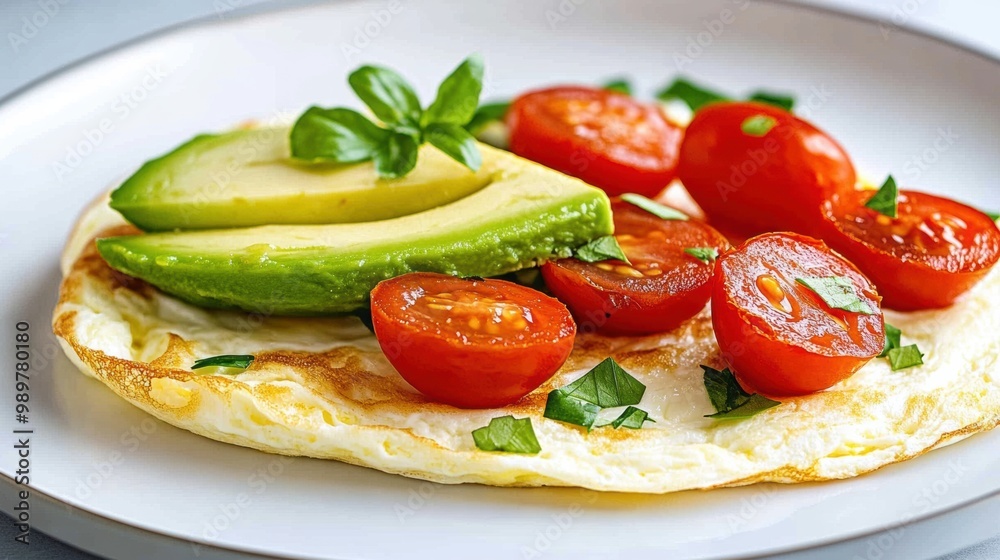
top-left (53, 194), bottom-right (1000, 493)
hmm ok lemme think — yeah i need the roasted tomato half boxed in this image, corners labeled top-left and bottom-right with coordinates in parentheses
top-left (712, 232), bottom-right (885, 396)
top-left (507, 86), bottom-right (683, 197)
top-left (370, 273), bottom-right (575, 408)
top-left (677, 101), bottom-right (856, 237)
top-left (542, 198), bottom-right (730, 335)
top-left (821, 189), bottom-right (1000, 310)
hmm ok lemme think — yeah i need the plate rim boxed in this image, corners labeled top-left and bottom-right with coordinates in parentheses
top-left (3, 0), bottom-right (999, 558)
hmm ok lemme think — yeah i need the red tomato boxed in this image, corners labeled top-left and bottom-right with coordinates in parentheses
top-left (370, 273), bottom-right (575, 408)
top-left (542, 199), bottom-right (730, 335)
top-left (712, 233), bottom-right (884, 396)
top-left (677, 102), bottom-right (856, 237)
top-left (507, 86), bottom-right (683, 197)
top-left (821, 189), bottom-right (1000, 310)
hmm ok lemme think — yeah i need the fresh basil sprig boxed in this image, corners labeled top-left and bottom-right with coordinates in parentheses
top-left (796, 276), bottom-right (875, 315)
top-left (544, 358), bottom-right (652, 430)
top-left (574, 236), bottom-right (630, 264)
top-left (602, 78), bottom-right (634, 96)
top-left (291, 55), bottom-right (485, 178)
top-left (656, 77), bottom-right (795, 112)
top-left (879, 323), bottom-right (903, 358)
top-left (472, 415), bottom-right (541, 454)
top-left (866, 175), bottom-right (899, 218)
top-left (702, 365), bottom-right (780, 420)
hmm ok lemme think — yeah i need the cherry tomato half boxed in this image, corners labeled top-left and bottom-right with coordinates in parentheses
top-left (677, 102), bottom-right (856, 237)
top-left (821, 189), bottom-right (1000, 310)
top-left (507, 86), bottom-right (683, 197)
top-left (542, 199), bottom-right (730, 335)
top-left (712, 233), bottom-right (884, 396)
top-left (370, 273), bottom-right (575, 408)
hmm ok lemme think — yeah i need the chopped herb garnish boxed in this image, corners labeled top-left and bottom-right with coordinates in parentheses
top-left (879, 323), bottom-right (902, 358)
top-left (865, 175), bottom-right (899, 218)
top-left (575, 235), bottom-right (630, 264)
top-left (192, 355), bottom-right (255, 371)
top-left (796, 276), bottom-right (875, 315)
top-left (621, 193), bottom-right (689, 221)
top-left (684, 247), bottom-right (720, 264)
top-left (748, 91), bottom-right (796, 111)
top-left (986, 211), bottom-right (999, 222)
top-left (560, 357), bottom-right (645, 409)
top-left (888, 344), bottom-right (924, 371)
top-left (656, 78), bottom-right (729, 111)
top-left (602, 78), bottom-right (633, 96)
top-left (543, 390), bottom-right (601, 430)
top-left (741, 114), bottom-right (778, 137)
top-left (609, 406), bottom-right (654, 429)
top-left (291, 55), bottom-right (484, 178)
top-left (472, 415), bottom-right (541, 454)
top-left (465, 101), bottom-right (510, 134)
top-left (702, 365), bottom-right (780, 419)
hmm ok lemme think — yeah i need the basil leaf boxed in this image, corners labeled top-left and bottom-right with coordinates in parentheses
top-left (425, 123), bottom-right (482, 172)
top-left (290, 107), bottom-right (387, 162)
top-left (741, 115), bottom-right (777, 137)
top-left (865, 175), bottom-right (899, 218)
top-left (347, 65), bottom-right (422, 133)
top-left (373, 132), bottom-right (419, 179)
top-left (465, 101), bottom-right (510, 134)
top-left (559, 357), bottom-right (645, 409)
top-left (888, 344), bottom-right (924, 371)
top-left (796, 276), bottom-right (875, 315)
top-left (685, 247), bottom-right (719, 264)
top-left (610, 406), bottom-right (653, 429)
top-left (702, 365), bottom-right (779, 419)
top-left (656, 77), bottom-right (729, 111)
top-left (574, 236), bottom-right (630, 264)
top-left (879, 323), bottom-right (902, 358)
top-left (620, 193), bottom-right (689, 221)
top-left (422, 54), bottom-right (484, 126)
top-left (472, 415), bottom-right (541, 454)
top-left (192, 354), bottom-right (254, 371)
top-left (708, 394), bottom-right (781, 420)
top-left (603, 78), bottom-right (633, 96)
top-left (986, 211), bottom-right (999, 222)
top-left (543, 390), bottom-right (601, 430)
top-left (748, 91), bottom-right (795, 111)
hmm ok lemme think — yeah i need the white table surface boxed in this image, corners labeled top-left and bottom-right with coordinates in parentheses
top-left (1, 1), bottom-right (998, 558)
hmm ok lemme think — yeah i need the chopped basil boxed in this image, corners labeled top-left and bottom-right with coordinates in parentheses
top-left (888, 344), bottom-right (924, 371)
top-left (609, 406), bottom-right (654, 429)
top-left (575, 235), bottom-right (630, 264)
top-left (795, 276), bottom-right (875, 315)
top-left (621, 193), bottom-right (689, 221)
top-left (602, 78), bottom-right (633, 96)
top-left (472, 415), bottom-right (541, 454)
top-left (291, 55), bottom-right (484, 178)
top-left (560, 358), bottom-right (645, 409)
top-left (465, 101), bottom-right (510, 134)
top-left (748, 91), bottom-right (795, 111)
top-left (865, 175), bottom-right (899, 218)
top-left (986, 211), bottom-right (999, 222)
top-left (656, 77), bottom-right (729, 111)
top-left (879, 323), bottom-right (902, 358)
top-left (741, 114), bottom-right (777, 137)
top-left (192, 354), bottom-right (254, 371)
top-left (684, 247), bottom-right (719, 264)
top-left (702, 365), bottom-right (780, 419)
top-left (543, 390), bottom-right (601, 430)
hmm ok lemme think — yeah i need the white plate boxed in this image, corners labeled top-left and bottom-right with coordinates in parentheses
top-left (2, 1), bottom-right (999, 559)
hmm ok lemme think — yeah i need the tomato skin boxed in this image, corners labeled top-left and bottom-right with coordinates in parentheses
top-left (542, 199), bottom-right (730, 335)
top-left (677, 102), bottom-right (856, 237)
top-left (507, 86), bottom-right (683, 197)
top-left (370, 273), bottom-right (575, 409)
top-left (712, 233), bottom-right (884, 396)
top-left (820, 190), bottom-right (1000, 310)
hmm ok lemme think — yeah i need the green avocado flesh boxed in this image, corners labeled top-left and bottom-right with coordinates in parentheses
top-left (109, 127), bottom-right (494, 231)
top-left (97, 144), bottom-right (613, 314)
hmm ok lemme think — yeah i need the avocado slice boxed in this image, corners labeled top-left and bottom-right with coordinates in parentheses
top-left (109, 127), bottom-right (494, 231)
top-left (97, 145), bottom-right (613, 315)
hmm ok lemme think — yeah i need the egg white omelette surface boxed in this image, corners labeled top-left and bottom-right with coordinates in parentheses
top-left (53, 196), bottom-right (1000, 493)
